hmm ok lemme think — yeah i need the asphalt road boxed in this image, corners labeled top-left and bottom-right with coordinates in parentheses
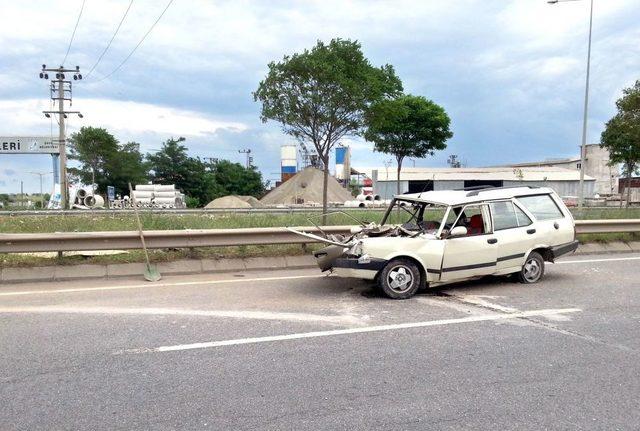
top-left (1, 253), bottom-right (639, 430)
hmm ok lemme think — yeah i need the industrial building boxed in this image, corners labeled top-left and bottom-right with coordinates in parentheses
top-left (361, 166), bottom-right (595, 200)
top-left (504, 144), bottom-right (619, 195)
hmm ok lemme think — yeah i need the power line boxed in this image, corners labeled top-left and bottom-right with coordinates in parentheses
top-left (85, 0), bottom-right (135, 79)
top-left (62, 0), bottom-right (87, 66)
top-left (94, 0), bottom-right (175, 82)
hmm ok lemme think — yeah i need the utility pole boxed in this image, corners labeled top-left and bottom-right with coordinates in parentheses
top-left (238, 148), bottom-right (252, 169)
top-left (29, 171), bottom-right (51, 208)
top-left (39, 64), bottom-right (83, 209)
top-left (548, 0), bottom-right (594, 210)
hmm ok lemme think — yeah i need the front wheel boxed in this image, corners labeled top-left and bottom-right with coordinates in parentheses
top-left (378, 258), bottom-right (422, 299)
top-left (518, 251), bottom-right (545, 284)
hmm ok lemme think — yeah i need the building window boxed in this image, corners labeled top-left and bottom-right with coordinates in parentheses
top-left (576, 163), bottom-right (581, 169)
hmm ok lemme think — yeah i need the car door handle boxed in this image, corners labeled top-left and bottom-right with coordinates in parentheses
top-left (527, 229), bottom-right (536, 234)
top-left (487, 238), bottom-right (498, 244)
top-left (553, 222), bottom-right (560, 230)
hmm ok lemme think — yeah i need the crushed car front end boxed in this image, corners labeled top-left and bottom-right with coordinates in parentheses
top-left (289, 197), bottom-right (448, 280)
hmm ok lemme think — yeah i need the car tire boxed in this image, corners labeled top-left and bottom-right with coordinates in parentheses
top-left (518, 251), bottom-right (545, 284)
top-left (378, 258), bottom-right (422, 299)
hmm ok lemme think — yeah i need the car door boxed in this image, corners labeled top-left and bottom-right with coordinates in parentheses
top-left (440, 204), bottom-right (498, 282)
top-left (489, 200), bottom-right (536, 273)
top-left (516, 194), bottom-right (574, 247)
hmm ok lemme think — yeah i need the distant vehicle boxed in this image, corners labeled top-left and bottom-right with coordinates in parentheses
top-left (289, 186), bottom-right (578, 299)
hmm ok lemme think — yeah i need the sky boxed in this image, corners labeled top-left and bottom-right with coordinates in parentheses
top-left (0, 0), bottom-right (638, 194)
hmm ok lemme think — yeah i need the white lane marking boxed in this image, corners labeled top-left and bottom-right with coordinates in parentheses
top-left (556, 256), bottom-right (640, 265)
top-left (0, 305), bottom-right (363, 325)
top-left (446, 294), bottom-right (519, 313)
top-left (0, 274), bottom-right (324, 297)
top-left (122, 308), bottom-right (581, 354)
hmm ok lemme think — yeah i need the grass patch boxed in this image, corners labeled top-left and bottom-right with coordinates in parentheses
top-left (1, 207), bottom-right (638, 234)
top-left (0, 211), bottom-right (388, 234)
top-left (576, 232), bottom-right (640, 243)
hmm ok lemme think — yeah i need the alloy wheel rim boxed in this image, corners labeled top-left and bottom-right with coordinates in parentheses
top-left (388, 265), bottom-right (413, 293)
top-left (523, 259), bottom-right (541, 282)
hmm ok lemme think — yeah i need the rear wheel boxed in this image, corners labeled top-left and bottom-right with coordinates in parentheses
top-left (378, 258), bottom-right (422, 299)
top-left (518, 251), bottom-right (545, 284)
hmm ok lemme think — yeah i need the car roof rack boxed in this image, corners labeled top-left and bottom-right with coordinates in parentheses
top-left (465, 185), bottom-right (540, 197)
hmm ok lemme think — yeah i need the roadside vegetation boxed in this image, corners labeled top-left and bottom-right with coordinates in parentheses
top-left (1, 207), bottom-right (639, 234)
top-left (1, 208), bottom-right (638, 268)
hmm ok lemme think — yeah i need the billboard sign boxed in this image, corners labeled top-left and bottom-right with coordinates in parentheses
top-left (0, 136), bottom-right (60, 154)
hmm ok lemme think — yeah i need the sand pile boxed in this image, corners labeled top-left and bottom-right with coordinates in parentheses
top-left (260, 167), bottom-right (352, 206)
top-left (205, 195), bottom-right (252, 209)
top-left (237, 195), bottom-right (264, 208)
top-left (205, 195), bottom-right (266, 209)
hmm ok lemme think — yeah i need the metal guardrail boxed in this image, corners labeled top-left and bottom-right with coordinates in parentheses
top-left (0, 226), bottom-right (354, 253)
top-left (574, 219), bottom-right (640, 234)
top-left (0, 220), bottom-right (638, 254)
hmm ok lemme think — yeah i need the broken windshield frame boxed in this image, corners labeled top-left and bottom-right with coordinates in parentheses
top-left (380, 198), bottom-right (449, 236)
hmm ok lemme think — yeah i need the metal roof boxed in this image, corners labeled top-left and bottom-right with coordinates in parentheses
top-left (396, 186), bottom-right (557, 206)
top-left (362, 166), bottom-right (595, 182)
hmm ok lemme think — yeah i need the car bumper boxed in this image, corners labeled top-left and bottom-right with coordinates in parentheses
top-left (331, 257), bottom-right (387, 280)
top-left (551, 240), bottom-right (579, 259)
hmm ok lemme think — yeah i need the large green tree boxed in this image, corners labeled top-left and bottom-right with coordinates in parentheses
top-left (146, 137), bottom-right (217, 207)
top-left (364, 94), bottom-right (453, 195)
top-left (254, 38), bottom-right (402, 217)
top-left (68, 126), bottom-right (147, 195)
top-left (146, 138), bottom-right (267, 207)
top-left (601, 80), bottom-right (640, 207)
top-left (207, 159), bottom-right (266, 198)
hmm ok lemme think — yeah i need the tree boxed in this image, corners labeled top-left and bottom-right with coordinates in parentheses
top-left (146, 137), bottom-right (217, 207)
top-left (601, 80), bottom-right (640, 207)
top-left (364, 94), bottom-right (453, 195)
top-left (68, 127), bottom-right (147, 196)
top-left (68, 126), bottom-right (118, 191)
top-left (106, 142), bottom-right (148, 196)
top-left (207, 159), bottom-right (266, 198)
top-left (254, 38), bottom-right (402, 219)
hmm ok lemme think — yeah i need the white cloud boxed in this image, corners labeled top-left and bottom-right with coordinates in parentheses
top-left (0, 98), bottom-right (247, 138)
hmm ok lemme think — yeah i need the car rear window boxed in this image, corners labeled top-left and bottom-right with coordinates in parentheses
top-left (517, 195), bottom-right (564, 221)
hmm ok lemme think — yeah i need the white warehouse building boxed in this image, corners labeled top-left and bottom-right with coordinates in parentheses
top-left (362, 167), bottom-right (596, 200)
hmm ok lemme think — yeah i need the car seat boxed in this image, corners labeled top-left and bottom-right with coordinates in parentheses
top-left (468, 214), bottom-right (484, 235)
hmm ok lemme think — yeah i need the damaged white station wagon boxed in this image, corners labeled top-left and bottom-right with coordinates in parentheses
top-left (289, 186), bottom-right (579, 299)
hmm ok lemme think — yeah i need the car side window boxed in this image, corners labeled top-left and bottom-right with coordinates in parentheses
top-left (514, 204), bottom-right (532, 227)
top-left (517, 195), bottom-right (564, 221)
top-left (451, 204), bottom-right (488, 235)
top-left (490, 201), bottom-right (520, 231)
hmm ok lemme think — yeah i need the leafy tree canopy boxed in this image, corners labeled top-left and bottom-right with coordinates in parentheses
top-left (68, 126), bottom-right (146, 195)
top-left (601, 80), bottom-right (640, 205)
top-left (146, 138), bottom-right (266, 206)
top-left (254, 38), bottom-right (402, 214)
top-left (364, 94), bottom-right (452, 193)
top-left (207, 159), bottom-right (266, 198)
top-left (146, 137), bottom-right (216, 206)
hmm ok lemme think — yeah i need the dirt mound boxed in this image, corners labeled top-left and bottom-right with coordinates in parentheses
top-left (205, 195), bottom-right (252, 209)
top-left (260, 167), bottom-right (352, 206)
top-left (237, 195), bottom-right (264, 208)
